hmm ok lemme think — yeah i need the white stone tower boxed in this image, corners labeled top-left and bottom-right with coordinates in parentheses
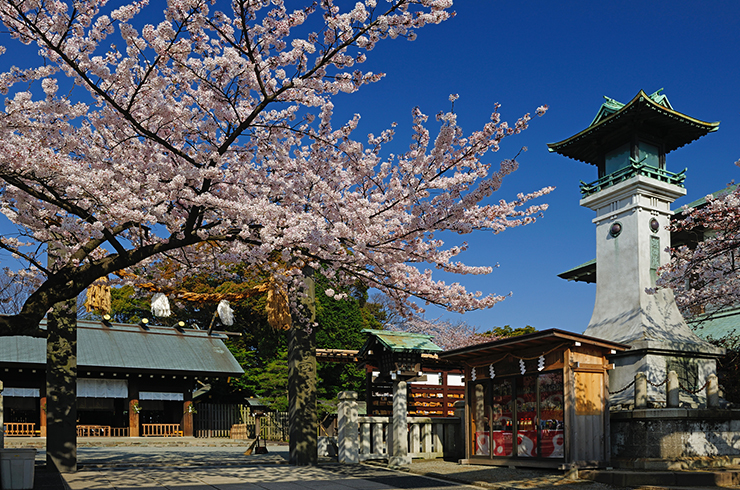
top-left (549, 90), bottom-right (724, 406)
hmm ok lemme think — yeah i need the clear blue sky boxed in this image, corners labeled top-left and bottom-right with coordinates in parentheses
top-left (1, 1), bottom-right (739, 335)
top-left (327, 0), bottom-right (740, 334)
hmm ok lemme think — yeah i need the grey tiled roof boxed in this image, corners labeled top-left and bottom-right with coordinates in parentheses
top-left (0, 320), bottom-right (243, 376)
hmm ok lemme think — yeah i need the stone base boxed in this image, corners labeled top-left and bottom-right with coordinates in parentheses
top-left (608, 341), bottom-right (722, 407)
top-left (610, 408), bottom-right (740, 459)
top-left (388, 455), bottom-right (411, 467)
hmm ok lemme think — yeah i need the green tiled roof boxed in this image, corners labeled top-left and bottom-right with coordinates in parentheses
top-left (674, 184), bottom-right (738, 216)
top-left (690, 308), bottom-right (740, 340)
top-left (361, 329), bottom-right (443, 353)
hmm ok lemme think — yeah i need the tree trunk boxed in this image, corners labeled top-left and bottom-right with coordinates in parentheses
top-left (45, 296), bottom-right (77, 473)
top-left (288, 270), bottom-right (317, 465)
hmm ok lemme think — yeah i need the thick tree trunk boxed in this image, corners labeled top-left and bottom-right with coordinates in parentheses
top-left (45, 296), bottom-right (77, 473)
top-left (288, 271), bottom-right (317, 465)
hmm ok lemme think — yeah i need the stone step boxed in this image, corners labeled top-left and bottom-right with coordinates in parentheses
top-left (580, 468), bottom-right (740, 487)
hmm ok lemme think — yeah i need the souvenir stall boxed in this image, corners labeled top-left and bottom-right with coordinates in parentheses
top-left (442, 329), bottom-right (628, 468)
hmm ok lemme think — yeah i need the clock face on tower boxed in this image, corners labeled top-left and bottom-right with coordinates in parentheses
top-left (609, 222), bottom-right (622, 238)
top-left (650, 218), bottom-right (660, 233)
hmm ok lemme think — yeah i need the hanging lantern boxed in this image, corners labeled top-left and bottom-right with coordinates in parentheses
top-left (151, 293), bottom-right (171, 317)
top-left (217, 300), bottom-right (234, 326)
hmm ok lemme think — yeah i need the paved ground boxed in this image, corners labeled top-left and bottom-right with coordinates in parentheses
top-left (7, 439), bottom-right (733, 489)
top-left (16, 443), bottom-right (622, 490)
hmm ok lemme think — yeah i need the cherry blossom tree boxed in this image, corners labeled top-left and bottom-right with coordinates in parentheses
top-left (0, 0), bottom-right (552, 338)
top-left (657, 164), bottom-right (740, 318)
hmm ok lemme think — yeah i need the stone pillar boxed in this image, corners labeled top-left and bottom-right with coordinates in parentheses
top-left (634, 373), bottom-right (647, 409)
top-left (39, 396), bottom-right (47, 437)
top-left (388, 379), bottom-right (410, 467)
top-left (666, 371), bottom-right (679, 408)
top-left (337, 391), bottom-right (359, 463)
top-left (707, 374), bottom-right (720, 408)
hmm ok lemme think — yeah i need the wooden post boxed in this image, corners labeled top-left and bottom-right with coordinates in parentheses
top-left (182, 401), bottom-right (194, 437)
top-left (39, 396), bottom-right (47, 437)
top-left (128, 378), bottom-right (140, 437)
top-left (0, 380), bottom-right (4, 448)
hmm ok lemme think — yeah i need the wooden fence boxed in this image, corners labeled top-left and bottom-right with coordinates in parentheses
top-left (193, 403), bottom-right (289, 441)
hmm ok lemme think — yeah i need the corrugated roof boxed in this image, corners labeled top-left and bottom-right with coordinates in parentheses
top-left (360, 329), bottom-right (443, 353)
top-left (0, 320), bottom-right (243, 376)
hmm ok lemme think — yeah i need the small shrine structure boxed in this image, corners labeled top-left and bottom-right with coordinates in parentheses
top-left (442, 329), bottom-right (628, 468)
top-left (358, 329), bottom-right (443, 466)
top-left (549, 89), bottom-right (724, 406)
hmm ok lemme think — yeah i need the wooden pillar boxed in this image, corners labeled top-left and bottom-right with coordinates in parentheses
top-left (182, 399), bottom-right (194, 437)
top-left (39, 396), bottom-right (47, 437)
top-left (128, 379), bottom-right (139, 437)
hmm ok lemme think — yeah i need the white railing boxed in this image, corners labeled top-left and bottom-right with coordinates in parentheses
top-left (357, 415), bottom-right (461, 461)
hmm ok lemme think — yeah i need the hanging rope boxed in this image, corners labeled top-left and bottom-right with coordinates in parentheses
top-left (115, 269), bottom-right (291, 330)
top-left (85, 277), bottom-right (111, 314)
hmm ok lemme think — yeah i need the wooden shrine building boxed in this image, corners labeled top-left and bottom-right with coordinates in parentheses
top-left (0, 319), bottom-right (243, 437)
top-left (442, 329), bottom-right (628, 468)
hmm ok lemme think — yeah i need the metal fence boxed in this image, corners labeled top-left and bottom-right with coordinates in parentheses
top-left (193, 403), bottom-right (289, 441)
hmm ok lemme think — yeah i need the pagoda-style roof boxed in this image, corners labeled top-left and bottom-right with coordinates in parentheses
top-left (548, 89), bottom-right (719, 166)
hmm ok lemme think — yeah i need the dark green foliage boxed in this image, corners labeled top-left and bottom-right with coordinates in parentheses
top-left (480, 325), bottom-right (537, 338)
top-left (104, 273), bottom-right (379, 413)
top-left (708, 335), bottom-right (740, 404)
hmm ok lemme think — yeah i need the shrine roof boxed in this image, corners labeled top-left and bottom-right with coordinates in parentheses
top-left (0, 320), bottom-right (243, 376)
top-left (441, 328), bottom-right (629, 364)
top-left (548, 89), bottom-right (719, 166)
top-left (360, 329), bottom-right (443, 354)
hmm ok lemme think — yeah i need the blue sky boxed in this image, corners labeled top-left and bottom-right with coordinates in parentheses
top-left (327, 0), bottom-right (740, 333)
top-left (1, 1), bottom-right (738, 334)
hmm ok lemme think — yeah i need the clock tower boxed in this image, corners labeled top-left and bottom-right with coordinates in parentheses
top-left (549, 90), bottom-right (724, 406)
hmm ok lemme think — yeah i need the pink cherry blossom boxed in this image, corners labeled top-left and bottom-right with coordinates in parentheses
top-left (0, 0), bottom-right (552, 337)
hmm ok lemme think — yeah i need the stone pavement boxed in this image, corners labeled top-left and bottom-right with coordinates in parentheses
top-left (9, 439), bottom-right (739, 489)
